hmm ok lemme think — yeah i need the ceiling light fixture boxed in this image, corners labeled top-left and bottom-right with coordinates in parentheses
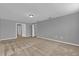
top-left (26, 12), bottom-right (35, 18)
top-left (26, 12), bottom-right (38, 18)
top-left (29, 14), bottom-right (34, 18)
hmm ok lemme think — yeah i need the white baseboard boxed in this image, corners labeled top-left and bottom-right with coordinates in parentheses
top-left (37, 36), bottom-right (79, 47)
top-left (0, 37), bottom-right (16, 41)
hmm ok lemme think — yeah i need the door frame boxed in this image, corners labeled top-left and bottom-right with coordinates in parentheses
top-left (16, 23), bottom-right (23, 38)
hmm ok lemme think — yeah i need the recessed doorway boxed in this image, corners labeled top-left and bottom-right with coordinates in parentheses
top-left (17, 24), bottom-right (22, 38)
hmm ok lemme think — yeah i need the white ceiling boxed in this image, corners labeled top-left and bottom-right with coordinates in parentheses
top-left (0, 3), bottom-right (79, 23)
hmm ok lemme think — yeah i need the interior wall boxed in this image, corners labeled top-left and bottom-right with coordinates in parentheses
top-left (22, 24), bottom-right (26, 37)
top-left (25, 23), bottom-right (32, 37)
top-left (0, 20), bottom-right (2, 38)
top-left (36, 12), bottom-right (79, 45)
top-left (0, 19), bottom-right (31, 40)
top-left (0, 19), bottom-right (16, 40)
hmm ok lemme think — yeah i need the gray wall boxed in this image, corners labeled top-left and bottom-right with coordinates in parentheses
top-left (36, 12), bottom-right (79, 45)
top-left (26, 23), bottom-right (32, 37)
top-left (0, 19), bottom-right (16, 39)
top-left (0, 19), bottom-right (31, 40)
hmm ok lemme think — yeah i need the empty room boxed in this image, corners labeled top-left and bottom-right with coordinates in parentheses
top-left (0, 3), bottom-right (79, 56)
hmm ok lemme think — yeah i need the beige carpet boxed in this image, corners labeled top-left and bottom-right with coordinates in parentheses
top-left (0, 37), bottom-right (79, 56)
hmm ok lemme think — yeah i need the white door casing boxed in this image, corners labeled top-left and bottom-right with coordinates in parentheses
top-left (22, 24), bottom-right (26, 37)
top-left (32, 24), bottom-right (35, 37)
top-left (16, 23), bottom-right (26, 37)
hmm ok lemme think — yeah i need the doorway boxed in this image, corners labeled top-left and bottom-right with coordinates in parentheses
top-left (16, 23), bottom-right (27, 38)
top-left (17, 24), bottom-right (22, 38)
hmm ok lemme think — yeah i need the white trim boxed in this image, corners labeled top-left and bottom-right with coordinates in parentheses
top-left (22, 24), bottom-right (27, 37)
top-left (0, 37), bottom-right (16, 41)
top-left (37, 36), bottom-right (79, 47)
top-left (16, 23), bottom-right (23, 38)
top-left (32, 24), bottom-right (35, 37)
